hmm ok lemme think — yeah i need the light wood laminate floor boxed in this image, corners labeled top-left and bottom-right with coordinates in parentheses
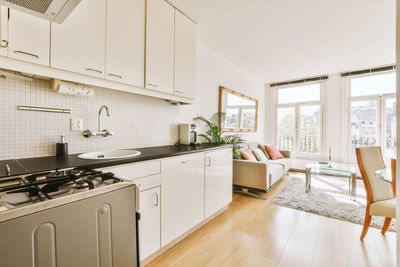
top-left (147, 175), bottom-right (396, 267)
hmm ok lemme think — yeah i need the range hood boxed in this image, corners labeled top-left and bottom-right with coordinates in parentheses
top-left (0, 0), bottom-right (81, 23)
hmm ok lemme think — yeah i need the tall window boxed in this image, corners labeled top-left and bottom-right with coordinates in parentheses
top-left (276, 82), bottom-right (322, 156)
top-left (348, 72), bottom-right (396, 160)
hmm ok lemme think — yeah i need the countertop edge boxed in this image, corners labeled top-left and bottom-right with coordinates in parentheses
top-left (0, 144), bottom-right (233, 178)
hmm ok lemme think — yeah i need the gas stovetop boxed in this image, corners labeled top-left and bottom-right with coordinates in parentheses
top-left (0, 169), bottom-right (122, 212)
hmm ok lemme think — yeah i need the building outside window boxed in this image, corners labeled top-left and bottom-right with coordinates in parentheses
top-left (347, 71), bottom-right (396, 161)
top-left (276, 82), bottom-right (323, 157)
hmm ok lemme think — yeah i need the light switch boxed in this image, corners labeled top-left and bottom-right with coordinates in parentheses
top-left (71, 118), bottom-right (83, 131)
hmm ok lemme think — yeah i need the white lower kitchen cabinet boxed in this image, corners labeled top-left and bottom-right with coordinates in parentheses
top-left (204, 148), bottom-right (233, 219)
top-left (139, 186), bottom-right (161, 260)
top-left (161, 153), bottom-right (205, 246)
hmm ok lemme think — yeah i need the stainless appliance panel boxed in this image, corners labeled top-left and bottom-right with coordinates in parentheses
top-left (0, 185), bottom-right (137, 267)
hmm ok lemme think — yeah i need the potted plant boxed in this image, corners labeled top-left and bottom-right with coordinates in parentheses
top-left (194, 114), bottom-right (245, 158)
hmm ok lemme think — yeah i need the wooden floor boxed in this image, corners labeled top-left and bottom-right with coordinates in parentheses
top-left (147, 175), bottom-right (396, 267)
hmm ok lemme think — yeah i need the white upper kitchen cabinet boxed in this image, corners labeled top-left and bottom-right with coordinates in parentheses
top-left (204, 148), bottom-right (233, 219)
top-left (174, 10), bottom-right (196, 99)
top-left (161, 153), bottom-right (205, 246)
top-left (106, 0), bottom-right (145, 87)
top-left (8, 9), bottom-right (50, 66)
top-left (0, 6), bottom-right (8, 57)
top-left (145, 0), bottom-right (174, 94)
top-left (51, 0), bottom-right (106, 78)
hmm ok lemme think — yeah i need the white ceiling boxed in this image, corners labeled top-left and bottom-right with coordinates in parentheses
top-left (169, 0), bottom-right (396, 83)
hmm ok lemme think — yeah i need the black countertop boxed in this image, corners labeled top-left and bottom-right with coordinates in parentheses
top-left (0, 144), bottom-right (232, 178)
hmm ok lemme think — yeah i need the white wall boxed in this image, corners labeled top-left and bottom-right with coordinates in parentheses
top-left (180, 43), bottom-right (266, 143)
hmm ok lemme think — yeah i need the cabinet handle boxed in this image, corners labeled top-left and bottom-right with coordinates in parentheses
top-left (206, 156), bottom-right (211, 167)
top-left (154, 193), bottom-right (159, 206)
top-left (14, 50), bottom-right (39, 58)
top-left (108, 73), bottom-right (122, 79)
top-left (174, 90), bottom-right (184, 94)
top-left (147, 83), bottom-right (158, 88)
top-left (180, 160), bottom-right (190, 164)
top-left (135, 185), bottom-right (140, 212)
top-left (86, 68), bottom-right (103, 74)
top-left (1, 40), bottom-right (8, 48)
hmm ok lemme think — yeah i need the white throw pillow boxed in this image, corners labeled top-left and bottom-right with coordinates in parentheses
top-left (252, 148), bottom-right (268, 161)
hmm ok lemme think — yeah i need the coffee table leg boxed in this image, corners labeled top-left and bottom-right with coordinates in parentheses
top-left (350, 172), bottom-right (356, 200)
top-left (305, 168), bottom-right (311, 193)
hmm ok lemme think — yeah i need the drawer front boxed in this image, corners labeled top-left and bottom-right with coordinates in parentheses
top-left (134, 174), bottom-right (161, 192)
top-left (100, 160), bottom-right (160, 180)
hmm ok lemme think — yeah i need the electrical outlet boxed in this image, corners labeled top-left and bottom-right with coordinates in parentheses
top-left (71, 118), bottom-right (83, 131)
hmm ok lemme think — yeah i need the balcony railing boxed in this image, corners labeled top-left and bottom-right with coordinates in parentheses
top-left (278, 135), bottom-right (320, 153)
top-left (279, 135), bottom-right (396, 157)
top-left (349, 136), bottom-right (396, 157)
top-left (278, 135), bottom-right (294, 152)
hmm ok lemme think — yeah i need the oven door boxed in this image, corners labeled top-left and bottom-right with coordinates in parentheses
top-left (0, 185), bottom-right (138, 267)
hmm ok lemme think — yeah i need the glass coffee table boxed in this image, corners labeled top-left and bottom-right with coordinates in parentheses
top-left (305, 162), bottom-right (357, 200)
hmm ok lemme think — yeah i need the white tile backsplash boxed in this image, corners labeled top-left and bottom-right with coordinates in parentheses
top-left (0, 77), bottom-right (180, 160)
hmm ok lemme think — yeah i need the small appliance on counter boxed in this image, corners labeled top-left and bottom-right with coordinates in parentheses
top-left (179, 123), bottom-right (201, 145)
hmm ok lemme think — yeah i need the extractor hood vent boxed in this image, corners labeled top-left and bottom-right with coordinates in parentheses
top-left (0, 0), bottom-right (81, 23)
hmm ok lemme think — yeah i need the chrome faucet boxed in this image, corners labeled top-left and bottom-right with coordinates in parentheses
top-left (98, 105), bottom-right (110, 132)
top-left (83, 105), bottom-right (114, 138)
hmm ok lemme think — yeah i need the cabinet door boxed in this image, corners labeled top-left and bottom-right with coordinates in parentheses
top-left (51, 0), bottom-right (106, 78)
top-left (139, 186), bottom-right (161, 260)
top-left (174, 10), bottom-right (196, 99)
top-left (204, 148), bottom-right (233, 219)
top-left (161, 153), bottom-right (204, 246)
top-left (106, 0), bottom-right (145, 86)
top-left (0, 6), bottom-right (8, 57)
top-left (8, 9), bottom-right (50, 66)
top-left (145, 0), bottom-right (174, 94)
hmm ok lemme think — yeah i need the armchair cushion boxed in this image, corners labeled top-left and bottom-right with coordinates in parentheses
top-left (370, 198), bottom-right (396, 218)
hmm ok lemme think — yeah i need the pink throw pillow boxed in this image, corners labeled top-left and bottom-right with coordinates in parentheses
top-left (240, 149), bottom-right (257, 161)
top-left (265, 145), bottom-right (284, 160)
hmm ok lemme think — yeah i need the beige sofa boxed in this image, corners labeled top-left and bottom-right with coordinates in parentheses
top-left (233, 142), bottom-right (291, 193)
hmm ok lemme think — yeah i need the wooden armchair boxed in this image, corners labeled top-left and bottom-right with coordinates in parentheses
top-left (356, 147), bottom-right (396, 240)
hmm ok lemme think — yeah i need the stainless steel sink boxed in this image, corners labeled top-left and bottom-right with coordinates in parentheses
top-left (78, 149), bottom-right (141, 160)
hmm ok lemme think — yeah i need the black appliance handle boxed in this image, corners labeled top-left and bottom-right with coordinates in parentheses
top-left (136, 211), bottom-right (141, 267)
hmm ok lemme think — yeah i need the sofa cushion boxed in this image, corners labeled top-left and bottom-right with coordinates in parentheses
top-left (271, 158), bottom-right (290, 172)
top-left (240, 149), bottom-right (257, 161)
top-left (268, 163), bottom-right (285, 187)
top-left (252, 148), bottom-right (268, 161)
top-left (265, 145), bottom-right (284, 160)
top-left (258, 144), bottom-right (272, 160)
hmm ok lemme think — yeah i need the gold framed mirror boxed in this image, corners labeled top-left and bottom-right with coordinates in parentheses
top-left (218, 86), bottom-right (258, 132)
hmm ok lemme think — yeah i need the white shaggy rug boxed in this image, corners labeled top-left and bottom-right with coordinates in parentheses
top-left (272, 173), bottom-right (396, 232)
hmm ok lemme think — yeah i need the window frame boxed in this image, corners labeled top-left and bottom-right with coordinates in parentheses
top-left (275, 81), bottom-right (324, 159)
top-left (345, 71), bottom-right (396, 163)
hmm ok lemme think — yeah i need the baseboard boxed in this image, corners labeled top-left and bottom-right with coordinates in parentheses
top-left (141, 205), bottom-right (229, 266)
